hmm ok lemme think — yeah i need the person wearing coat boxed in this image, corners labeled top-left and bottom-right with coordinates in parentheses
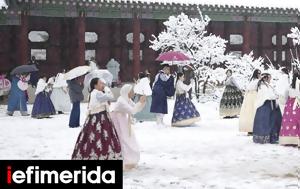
top-left (67, 77), bottom-right (84, 128)
top-left (253, 73), bottom-right (282, 144)
top-left (150, 65), bottom-right (175, 126)
top-left (171, 73), bottom-right (200, 127)
top-left (110, 84), bottom-right (146, 170)
top-left (72, 78), bottom-right (122, 160)
top-left (7, 74), bottom-right (30, 116)
top-left (31, 76), bottom-right (56, 118)
top-left (239, 69), bottom-right (261, 134)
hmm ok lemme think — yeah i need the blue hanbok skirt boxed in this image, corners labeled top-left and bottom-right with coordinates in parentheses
top-left (171, 94), bottom-right (200, 127)
top-left (31, 91), bottom-right (56, 118)
top-left (253, 100), bottom-right (282, 144)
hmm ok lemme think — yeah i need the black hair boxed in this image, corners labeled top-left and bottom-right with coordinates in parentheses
top-left (250, 69), bottom-right (261, 81)
top-left (162, 64), bottom-right (170, 69)
top-left (89, 78), bottom-right (99, 93)
top-left (176, 72), bottom-right (184, 83)
top-left (226, 69), bottom-right (232, 74)
top-left (257, 73), bottom-right (271, 91)
top-left (291, 72), bottom-right (300, 89)
top-left (281, 67), bottom-right (289, 75)
top-left (138, 72), bottom-right (146, 79)
top-left (40, 75), bottom-right (47, 79)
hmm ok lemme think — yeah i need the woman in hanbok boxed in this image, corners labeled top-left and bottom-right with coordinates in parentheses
top-left (253, 73), bottom-right (282, 144)
top-left (72, 78), bottom-right (122, 160)
top-left (50, 72), bottom-right (71, 114)
top-left (239, 69), bottom-right (261, 134)
top-left (134, 72), bottom-right (155, 122)
top-left (7, 74), bottom-right (30, 116)
top-left (31, 76), bottom-right (56, 119)
top-left (275, 67), bottom-right (290, 114)
top-left (220, 69), bottom-right (244, 118)
top-left (150, 65), bottom-right (175, 126)
top-left (110, 84), bottom-right (146, 170)
top-left (171, 73), bottom-right (200, 127)
top-left (279, 72), bottom-right (300, 146)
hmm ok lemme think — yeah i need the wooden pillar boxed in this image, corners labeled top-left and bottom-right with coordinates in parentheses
top-left (77, 11), bottom-right (85, 66)
top-left (18, 12), bottom-right (29, 65)
top-left (224, 21), bottom-right (230, 53)
top-left (276, 23), bottom-right (282, 67)
top-left (112, 19), bottom-right (121, 61)
top-left (132, 12), bottom-right (141, 79)
top-left (257, 22), bottom-right (263, 57)
top-left (242, 17), bottom-right (251, 55)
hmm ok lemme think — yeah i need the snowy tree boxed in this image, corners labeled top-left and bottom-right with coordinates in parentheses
top-left (150, 9), bottom-right (229, 97)
top-left (287, 27), bottom-right (300, 71)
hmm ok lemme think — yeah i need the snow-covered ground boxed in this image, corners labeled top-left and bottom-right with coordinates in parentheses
top-left (0, 100), bottom-right (299, 189)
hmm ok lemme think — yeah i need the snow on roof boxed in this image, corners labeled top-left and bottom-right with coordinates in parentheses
top-left (110, 0), bottom-right (300, 10)
top-left (0, 0), bottom-right (7, 9)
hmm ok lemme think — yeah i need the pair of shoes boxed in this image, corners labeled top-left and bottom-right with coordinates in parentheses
top-left (21, 113), bottom-right (30, 116)
top-left (7, 113), bottom-right (13, 116)
top-left (58, 111), bottom-right (64, 114)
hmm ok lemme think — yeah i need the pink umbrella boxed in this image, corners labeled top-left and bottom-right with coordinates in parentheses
top-left (156, 51), bottom-right (190, 65)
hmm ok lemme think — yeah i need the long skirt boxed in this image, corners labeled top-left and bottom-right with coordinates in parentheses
top-left (134, 95), bottom-right (156, 122)
top-left (279, 97), bottom-right (300, 146)
top-left (171, 94), bottom-right (201, 127)
top-left (110, 112), bottom-right (140, 168)
top-left (220, 85), bottom-right (243, 117)
top-left (50, 88), bottom-right (71, 113)
top-left (253, 100), bottom-right (282, 144)
top-left (31, 92), bottom-right (56, 118)
top-left (239, 90), bottom-right (257, 133)
top-left (72, 111), bottom-right (122, 160)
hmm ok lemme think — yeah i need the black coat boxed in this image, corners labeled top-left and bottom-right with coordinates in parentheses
top-left (67, 80), bottom-right (84, 103)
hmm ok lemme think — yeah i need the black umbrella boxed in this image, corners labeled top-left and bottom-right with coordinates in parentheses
top-left (10, 64), bottom-right (39, 75)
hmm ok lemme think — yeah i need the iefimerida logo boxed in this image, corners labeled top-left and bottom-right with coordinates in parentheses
top-left (6, 166), bottom-right (115, 184)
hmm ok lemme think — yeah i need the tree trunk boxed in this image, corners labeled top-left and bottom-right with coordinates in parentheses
top-left (202, 75), bottom-right (210, 94)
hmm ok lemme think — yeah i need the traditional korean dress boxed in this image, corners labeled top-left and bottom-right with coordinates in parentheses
top-left (110, 84), bottom-right (145, 170)
top-left (7, 75), bottom-right (30, 116)
top-left (275, 74), bottom-right (290, 114)
top-left (150, 71), bottom-right (175, 114)
top-left (0, 74), bottom-right (11, 97)
top-left (50, 73), bottom-right (71, 113)
top-left (31, 79), bottom-right (56, 118)
top-left (219, 76), bottom-right (244, 117)
top-left (171, 80), bottom-right (200, 127)
top-left (239, 79), bottom-right (259, 133)
top-left (253, 83), bottom-right (282, 144)
top-left (72, 87), bottom-right (122, 160)
top-left (279, 84), bottom-right (300, 146)
top-left (134, 77), bottom-right (155, 122)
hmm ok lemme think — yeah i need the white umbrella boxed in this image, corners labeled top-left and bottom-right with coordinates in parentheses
top-left (64, 66), bottom-right (90, 80)
top-left (84, 69), bottom-right (113, 88)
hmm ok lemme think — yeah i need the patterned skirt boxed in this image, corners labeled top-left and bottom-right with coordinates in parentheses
top-left (253, 100), bottom-right (282, 144)
top-left (71, 111), bottom-right (122, 160)
top-left (220, 85), bottom-right (243, 117)
top-left (171, 94), bottom-right (201, 127)
top-left (31, 92), bottom-right (56, 118)
top-left (279, 97), bottom-right (300, 146)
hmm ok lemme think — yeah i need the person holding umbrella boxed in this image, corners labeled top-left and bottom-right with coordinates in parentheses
top-left (65, 66), bottom-right (90, 128)
top-left (7, 64), bottom-right (38, 116)
top-left (150, 64), bottom-right (175, 126)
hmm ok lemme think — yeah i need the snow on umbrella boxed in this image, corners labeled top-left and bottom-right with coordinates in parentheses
top-left (156, 51), bottom-right (190, 65)
top-left (10, 64), bottom-right (39, 75)
top-left (64, 66), bottom-right (91, 80)
top-left (84, 69), bottom-right (113, 89)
